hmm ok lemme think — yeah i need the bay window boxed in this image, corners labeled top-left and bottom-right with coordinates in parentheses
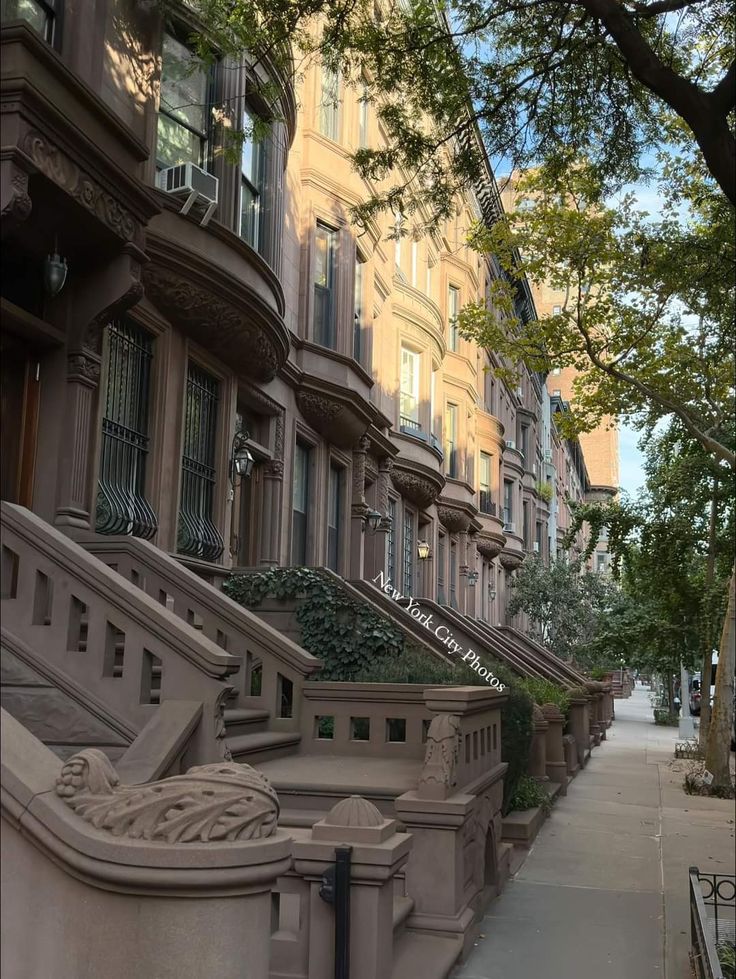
top-left (314, 223), bottom-right (338, 348)
top-left (157, 32), bottom-right (210, 169)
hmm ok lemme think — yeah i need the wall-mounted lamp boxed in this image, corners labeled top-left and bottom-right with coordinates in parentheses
top-left (488, 586), bottom-right (497, 600)
top-left (467, 570), bottom-right (480, 587)
top-left (417, 540), bottom-right (431, 560)
top-left (43, 236), bottom-right (68, 298)
top-left (230, 431), bottom-right (255, 482)
top-left (363, 509), bottom-right (383, 534)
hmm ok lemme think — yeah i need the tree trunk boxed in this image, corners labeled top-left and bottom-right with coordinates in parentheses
top-left (698, 479), bottom-right (719, 747)
top-left (704, 568), bottom-right (735, 791)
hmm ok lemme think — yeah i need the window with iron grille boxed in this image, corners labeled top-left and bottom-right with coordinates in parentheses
top-left (402, 506), bottom-right (415, 596)
top-left (327, 462), bottom-right (343, 571)
top-left (96, 320), bottom-right (158, 540)
top-left (314, 223), bottom-right (338, 349)
top-left (387, 498), bottom-right (397, 583)
top-left (156, 32), bottom-right (211, 169)
top-left (292, 441), bottom-right (310, 565)
top-left (177, 363), bottom-right (223, 561)
top-left (1, 0), bottom-right (60, 47)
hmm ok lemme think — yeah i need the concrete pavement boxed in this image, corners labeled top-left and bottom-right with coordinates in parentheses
top-left (453, 686), bottom-right (735, 979)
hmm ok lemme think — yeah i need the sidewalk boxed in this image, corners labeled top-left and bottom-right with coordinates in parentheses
top-left (453, 687), bottom-right (735, 979)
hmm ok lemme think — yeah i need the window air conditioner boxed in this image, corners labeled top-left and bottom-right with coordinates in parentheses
top-left (503, 521), bottom-right (515, 533)
top-left (515, 386), bottom-right (523, 400)
top-left (544, 448), bottom-right (553, 463)
top-left (532, 463), bottom-right (538, 477)
top-left (505, 439), bottom-right (516, 450)
top-left (158, 162), bottom-right (219, 227)
top-left (533, 541), bottom-right (540, 553)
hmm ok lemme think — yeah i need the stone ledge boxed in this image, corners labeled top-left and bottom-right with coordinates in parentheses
top-left (501, 806), bottom-right (547, 848)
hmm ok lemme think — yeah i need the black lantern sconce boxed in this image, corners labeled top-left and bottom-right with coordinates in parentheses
top-left (363, 509), bottom-right (383, 534)
top-left (43, 236), bottom-right (68, 298)
top-left (230, 431), bottom-right (255, 483)
top-left (467, 569), bottom-right (480, 587)
top-left (488, 585), bottom-right (497, 601)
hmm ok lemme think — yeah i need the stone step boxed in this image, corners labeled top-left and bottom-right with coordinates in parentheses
top-left (393, 895), bottom-right (414, 933)
top-left (226, 731), bottom-right (301, 764)
top-left (223, 707), bottom-right (271, 737)
top-left (390, 931), bottom-right (462, 979)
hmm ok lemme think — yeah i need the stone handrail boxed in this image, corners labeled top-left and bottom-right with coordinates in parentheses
top-left (1, 503), bottom-right (238, 763)
top-left (80, 535), bottom-right (322, 730)
top-left (1, 709), bottom-right (292, 979)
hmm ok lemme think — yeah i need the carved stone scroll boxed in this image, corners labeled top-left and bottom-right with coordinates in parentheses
top-left (56, 749), bottom-right (280, 843)
top-left (417, 713), bottom-right (461, 800)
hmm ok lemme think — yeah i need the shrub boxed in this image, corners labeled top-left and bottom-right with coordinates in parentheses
top-left (517, 677), bottom-right (571, 717)
top-left (501, 682), bottom-right (534, 816)
top-left (354, 646), bottom-right (478, 685)
top-left (508, 774), bottom-right (552, 815)
top-left (718, 941), bottom-right (735, 979)
top-left (589, 666), bottom-right (614, 680)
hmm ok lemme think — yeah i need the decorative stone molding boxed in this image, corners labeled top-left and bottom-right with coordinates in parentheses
top-left (66, 350), bottom-right (101, 387)
top-left (1, 162), bottom-right (33, 234)
top-left (417, 713), bottom-right (461, 800)
top-left (392, 466), bottom-right (443, 510)
top-left (499, 552), bottom-right (523, 571)
top-left (325, 795), bottom-right (383, 827)
top-left (143, 265), bottom-right (286, 382)
top-left (20, 130), bottom-right (138, 241)
top-left (55, 748), bottom-right (280, 842)
top-left (264, 459), bottom-right (284, 479)
top-left (215, 685), bottom-right (236, 761)
top-left (311, 795), bottom-right (400, 844)
top-left (476, 534), bottom-right (504, 561)
top-left (436, 504), bottom-right (471, 534)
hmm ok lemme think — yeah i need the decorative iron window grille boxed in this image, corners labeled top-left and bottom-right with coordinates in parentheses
top-left (387, 498), bottom-right (397, 584)
top-left (402, 507), bottom-right (415, 596)
top-left (177, 363), bottom-right (224, 561)
top-left (96, 320), bottom-right (158, 540)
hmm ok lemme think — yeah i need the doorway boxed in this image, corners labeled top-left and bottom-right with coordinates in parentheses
top-left (1, 337), bottom-right (40, 507)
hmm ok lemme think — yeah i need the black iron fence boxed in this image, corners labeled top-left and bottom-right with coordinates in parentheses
top-left (690, 867), bottom-right (735, 979)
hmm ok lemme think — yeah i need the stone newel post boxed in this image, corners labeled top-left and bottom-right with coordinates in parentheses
top-left (541, 703), bottom-right (568, 790)
top-left (567, 687), bottom-right (592, 768)
top-left (527, 705), bottom-right (549, 780)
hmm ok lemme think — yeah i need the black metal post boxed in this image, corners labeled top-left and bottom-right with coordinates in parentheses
top-left (334, 845), bottom-right (352, 979)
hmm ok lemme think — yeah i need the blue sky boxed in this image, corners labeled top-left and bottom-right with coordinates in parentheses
top-left (618, 423), bottom-right (646, 498)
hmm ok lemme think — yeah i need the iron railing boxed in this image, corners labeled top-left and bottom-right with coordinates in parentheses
top-left (690, 868), bottom-right (735, 979)
top-left (96, 319), bottom-right (158, 540)
top-left (177, 363), bottom-right (224, 561)
top-left (400, 415), bottom-right (426, 440)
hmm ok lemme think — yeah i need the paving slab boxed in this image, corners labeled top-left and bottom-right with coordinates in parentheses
top-left (452, 686), bottom-right (734, 979)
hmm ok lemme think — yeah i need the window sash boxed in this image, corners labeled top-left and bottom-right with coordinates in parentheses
top-left (292, 443), bottom-right (310, 565)
top-left (400, 347), bottom-right (419, 422)
top-left (157, 33), bottom-right (210, 169)
top-left (448, 285), bottom-right (460, 351)
top-left (327, 464), bottom-right (342, 571)
top-left (319, 67), bottom-right (340, 140)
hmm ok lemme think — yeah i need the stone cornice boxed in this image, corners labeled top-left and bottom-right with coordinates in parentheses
top-left (391, 458), bottom-right (445, 510)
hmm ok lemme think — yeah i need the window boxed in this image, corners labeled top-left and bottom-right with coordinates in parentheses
top-left (596, 552), bottom-right (607, 573)
top-left (551, 367), bottom-right (562, 376)
top-left (445, 403), bottom-right (458, 477)
top-left (358, 81), bottom-right (369, 147)
top-left (387, 498), bottom-right (397, 582)
top-left (411, 241), bottom-right (419, 287)
top-left (402, 507), bottom-right (415, 596)
top-left (437, 533), bottom-right (446, 605)
top-left (523, 501), bottom-right (530, 548)
top-left (520, 424), bottom-right (529, 462)
top-left (239, 107), bottom-right (264, 251)
top-left (552, 304), bottom-right (562, 315)
top-left (503, 480), bottom-right (514, 527)
top-left (400, 347), bottom-right (420, 429)
top-left (535, 521), bottom-right (543, 556)
top-left (319, 66), bottom-right (340, 140)
top-left (292, 442), bottom-right (310, 565)
top-left (178, 363), bottom-right (223, 561)
top-left (448, 285), bottom-right (460, 351)
top-left (426, 262), bottom-right (433, 297)
top-left (353, 258), bottom-right (365, 363)
top-left (479, 452), bottom-right (493, 515)
top-left (484, 370), bottom-right (495, 414)
top-left (96, 320), bottom-right (157, 541)
top-left (1, 0), bottom-right (59, 44)
top-left (449, 541), bottom-right (457, 608)
top-left (157, 33), bottom-right (210, 169)
top-left (314, 223), bottom-right (338, 348)
top-left (327, 463), bottom-right (343, 571)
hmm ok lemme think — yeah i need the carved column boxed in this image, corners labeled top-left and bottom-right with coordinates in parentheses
top-left (458, 527), bottom-right (469, 613)
top-left (527, 706), bottom-right (549, 780)
top-left (259, 414), bottom-right (285, 567)
top-left (567, 688), bottom-right (591, 768)
top-left (350, 435), bottom-right (371, 578)
top-left (365, 456), bottom-right (391, 580)
top-left (55, 350), bottom-right (101, 529)
top-left (377, 457), bottom-right (393, 531)
top-left (541, 703), bottom-right (568, 792)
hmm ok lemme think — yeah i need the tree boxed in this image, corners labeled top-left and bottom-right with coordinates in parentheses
top-left (507, 556), bottom-right (616, 660)
top-left (186, 0), bottom-right (735, 211)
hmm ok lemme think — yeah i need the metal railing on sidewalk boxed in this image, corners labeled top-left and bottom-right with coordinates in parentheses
top-left (690, 867), bottom-right (735, 979)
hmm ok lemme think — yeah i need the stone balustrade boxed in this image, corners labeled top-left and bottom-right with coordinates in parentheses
top-left (540, 703), bottom-right (568, 790)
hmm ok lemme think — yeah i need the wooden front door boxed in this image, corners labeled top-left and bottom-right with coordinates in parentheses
top-left (0, 338), bottom-right (40, 507)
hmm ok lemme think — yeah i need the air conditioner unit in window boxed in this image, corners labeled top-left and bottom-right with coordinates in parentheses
top-left (533, 541), bottom-right (540, 553)
top-left (503, 521), bottom-right (515, 533)
top-left (515, 386), bottom-right (523, 400)
top-left (158, 162), bottom-right (219, 227)
top-left (532, 463), bottom-right (538, 477)
top-left (544, 448), bottom-right (553, 463)
top-left (505, 439), bottom-right (516, 450)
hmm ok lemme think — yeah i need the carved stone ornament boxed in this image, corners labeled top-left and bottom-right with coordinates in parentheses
top-left (436, 505), bottom-right (471, 534)
top-left (476, 535), bottom-right (504, 561)
top-left (1, 165), bottom-right (32, 234)
top-left (21, 130), bottom-right (138, 241)
top-left (264, 459), bottom-right (285, 478)
top-left (143, 266), bottom-right (284, 382)
top-left (499, 551), bottom-right (523, 571)
top-left (391, 467), bottom-right (442, 510)
top-left (215, 684), bottom-right (236, 762)
top-left (297, 391), bottom-right (344, 428)
top-left (417, 713), bottom-right (461, 799)
top-left (67, 351), bottom-right (101, 386)
top-left (55, 749), bottom-right (280, 843)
